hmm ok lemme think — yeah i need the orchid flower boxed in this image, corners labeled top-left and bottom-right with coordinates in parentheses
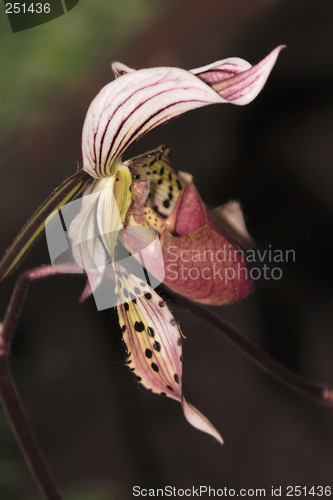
top-left (0, 46), bottom-right (284, 445)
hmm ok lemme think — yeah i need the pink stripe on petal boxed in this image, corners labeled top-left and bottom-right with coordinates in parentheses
top-left (82, 47), bottom-right (284, 178)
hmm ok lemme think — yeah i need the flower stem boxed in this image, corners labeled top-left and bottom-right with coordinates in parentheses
top-left (0, 265), bottom-right (79, 500)
top-left (166, 291), bottom-right (333, 406)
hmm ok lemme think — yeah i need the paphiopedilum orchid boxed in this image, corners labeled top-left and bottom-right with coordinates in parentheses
top-left (0, 46), bottom-right (284, 445)
top-left (61, 45), bottom-right (284, 444)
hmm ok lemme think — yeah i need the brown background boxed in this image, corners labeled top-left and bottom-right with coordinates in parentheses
top-left (1, 0), bottom-right (333, 497)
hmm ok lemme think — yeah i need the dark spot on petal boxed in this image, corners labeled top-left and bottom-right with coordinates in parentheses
top-left (159, 301), bottom-right (165, 307)
top-left (142, 163), bottom-right (147, 168)
top-left (169, 186), bottom-right (173, 191)
top-left (163, 199), bottom-right (170, 209)
top-left (146, 171), bottom-right (151, 175)
top-left (124, 303), bottom-right (129, 311)
top-left (150, 158), bottom-right (157, 166)
top-left (135, 321), bottom-right (145, 332)
top-left (153, 341), bottom-right (161, 352)
top-left (177, 338), bottom-right (182, 346)
top-left (180, 355), bottom-right (183, 362)
top-left (170, 318), bottom-right (176, 326)
top-left (168, 173), bottom-right (172, 181)
top-left (135, 174), bottom-right (140, 179)
top-left (144, 292), bottom-right (152, 300)
top-left (158, 178), bottom-right (163, 185)
top-left (152, 170), bottom-right (157, 174)
top-left (168, 193), bottom-right (173, 200)
top-left (167, 385), bottom-right (174, 391)
top-left (121, 325), bottom-right (127, 332)
top-left (132, 298), bottom-right (137, 305)
top-left (153, 205), bottom-right (158, 211)
top-left (174, 373), bottom-right (179, 384)
top-left (176, 179), bottom-right (182, 190)
top-left (145, 348), bottom-right (152, 358)
top-left (147, 327), bottom-right (155, 337)
top-left (159, 167), bottom-right (164, 175)
top-left (152, 363), bottom-right (159, 372)
top-left (136, 376), bottom-right (142, 381)
top-left (130, 368), bottom-right (135, 371)
top-left (161, 392), bottom-right (166, 396)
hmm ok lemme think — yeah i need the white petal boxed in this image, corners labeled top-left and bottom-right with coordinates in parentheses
top-left (182, 399), bottom-right (223, 444)
top-left (83, 47), bottom-right (284, 178)
top-left (112, 61), bottom-right (136, 78)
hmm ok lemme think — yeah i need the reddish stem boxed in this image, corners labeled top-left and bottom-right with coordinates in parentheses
top-left (0, 265), bottom-right (79, 500)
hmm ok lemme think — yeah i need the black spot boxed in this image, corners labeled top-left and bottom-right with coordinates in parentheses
top-left (168, 173), bottom-right (172, 181)
top-left (158, 178), bottom-right (163, 185)
top-left (146, 171), bottom-right (151, 175)
top-left (168, 193), bottom-right (173, 200)
top-left (177, 338), bottom-right (182, 346)
top-left (159, 167), bottom-right (165, 175)
top-left (130, 367), bottom-right (135, 371)
top-left (123, 289), bottom-right (129, 299)
top-left (176, 179), bottom-right (182, 190)
top-left (144, 292), bottom-right (152, 300)
top-left (170, 318), bottom-right (176, 326)
top-left (153, 341), bottom-right (161, 352)
top-left (150, 158), bottom-right (157, 166)
top-left (121, 325), bottom-right (127, 332)
top-left (134, 321), bottom-right (145, 332)
top-left (124, 303), bottom-right (129, 311)
top-left (159, 301), bottom-right (165, 307)
top-left (134, 287), bottom-right (141, 295)
top-left (147, 327), bottom-right (155, 337)
top-left (153, 205), bottom-right (158, 211)
top-left (180, 355), bottom-right (183, 362)
top-left (169, 186), bottom-right (173, 191)
top-left (136, 376), bottom-right (142, 382)
top-left (142, 163), bottom-right (147, 168)
top-left (116, 178), bottom-right (119, 182)
top-left (152, 363), bottom-right (159, 372)
top-left (174, 373), bottom-right (179, 384)
top-left (135, 174), bottom-right (140, 179)
top-left (158, 152), bottom-right (162, 160)
top-left (163, 199), bottom-right (170, 209)
top-left (167, 385), bottom-right (174, 391)
top-left (132, 298), bottom-right (137, 305)
top-left (145, 349), bottom-right (152, 358)
top-left (152, 170), bottom-right (157, 174)
top-left (161, 392), bottom-right (166, 396)
top-left (125, 359), bottom-right (131, 364)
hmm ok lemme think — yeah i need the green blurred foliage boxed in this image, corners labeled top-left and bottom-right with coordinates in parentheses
top-left (0, 0), bottom-right (164, 142)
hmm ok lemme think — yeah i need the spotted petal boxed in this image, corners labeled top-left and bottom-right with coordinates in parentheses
top-left (82, 47), bottom-right (284, 178)
top-left (115, 265), bottom-right (222, 443)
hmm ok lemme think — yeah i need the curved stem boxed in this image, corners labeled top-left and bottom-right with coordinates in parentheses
top-left (166, 290), bottom-right (333, 406)
top-left (0, 265), bottom-right (81, 500)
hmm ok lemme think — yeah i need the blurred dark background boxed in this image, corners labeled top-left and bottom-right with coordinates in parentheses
top-left (1, 0), bottom-right (333, 498)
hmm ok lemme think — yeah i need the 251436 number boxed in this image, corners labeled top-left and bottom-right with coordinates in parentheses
top-left (286, 486), bottom-right (331, 496)
top-left (5, 3), bottom-right (51, 14)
